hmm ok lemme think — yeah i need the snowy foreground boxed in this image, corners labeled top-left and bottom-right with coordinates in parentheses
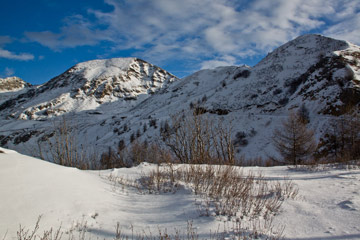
top-left (1, 147), bottom-right (360, 240)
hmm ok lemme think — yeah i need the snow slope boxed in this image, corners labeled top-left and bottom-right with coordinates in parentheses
top-left (1, 148), bottom-right (360, 239)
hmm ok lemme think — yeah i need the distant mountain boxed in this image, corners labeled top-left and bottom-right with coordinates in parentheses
top-left (0, 58), bottom-right (177, 120)
top-left (0, 76), bottom-right (31, 92)
top-left (0, 34), bottom-right (359, 162)
top-left (0, 76), bottom-right (32, 105)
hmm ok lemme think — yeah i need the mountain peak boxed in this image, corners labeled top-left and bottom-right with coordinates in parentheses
top-left (0, 57), bottom-right (178, 120)
top-left (55, 57), bottom-right (176, 85)
top-left (290, 33), bottom-right (349, 50)
top-left (254, 34), bottom-right (352, 83)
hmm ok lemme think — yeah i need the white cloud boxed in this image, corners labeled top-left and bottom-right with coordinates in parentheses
top-left (24, 0), bottom-right (360, 68)
top-left (0, 35), bottom-right (34, 61)
top-left (201, 55), bottom-right (237, 69)
top-left (324, 15), bottom-right (360, 45)
top-left (0, 48), bottom-right (34, 61)
top-left (323, 1), bottom-right (360, 45)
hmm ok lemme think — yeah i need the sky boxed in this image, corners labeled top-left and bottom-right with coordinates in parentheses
top-left (0, 0), bottom-right (359, 85)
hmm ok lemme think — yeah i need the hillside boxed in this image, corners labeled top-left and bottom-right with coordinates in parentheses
top-left (0, 34), bottom-right (359, 161)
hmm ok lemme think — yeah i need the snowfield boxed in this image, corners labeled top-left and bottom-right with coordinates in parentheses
top-left (1, 147), bottom-right (359, 240)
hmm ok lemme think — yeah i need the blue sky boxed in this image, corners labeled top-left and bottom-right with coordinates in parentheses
top-left (1, 0), bottom-right (359, 85)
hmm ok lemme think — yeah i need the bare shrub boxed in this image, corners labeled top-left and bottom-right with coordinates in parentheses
top-left (39, 116), bottom-right (98, 169)
top-left (100, 147), bottom-right (128, 169)
top-left (138, 165), bottom-right (178, 194)
top-left (176, 165), bottom-right (298, 220)
top-left (317, 111), bottom-right (360, 164)
top-left (163, 113), bottom-right (235, 164)
top-left (16, 195), bottom-right (286, 240)
top-left (113, 220), bottom-right (199, 240)
top-left (49, 117), bottom-right (81, 166)
top-left (16, 216), bottom-right (63, 240)
top-left (279, 177), bottom-right (299, 199)
top-left (111, 163), bottom-right (298, 238)
top-left (98, 140), bottom-right (175, 170)
top-left (128, 141), bottom-right (172, 165)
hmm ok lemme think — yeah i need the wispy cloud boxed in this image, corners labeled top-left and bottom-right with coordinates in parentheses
top-left (0, 36), bottom-right (12, 46)
top-left (0, 35), bottom-right (34, 61)
top-left (0, 67), bottom-right (15, 78)
top-left (4, 67), bottom-right (15, 77)
top-left (323, 1), bottom-right (360, 44)
top-left (24, 0), bottom-right (360, 68)
top-left (25, 15), bottom-right (111, 50)
top-left (0, 48), bottom-right (34, 61)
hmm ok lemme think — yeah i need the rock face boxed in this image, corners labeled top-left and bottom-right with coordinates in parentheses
top-left (0, 34), bottom-right (359, 161)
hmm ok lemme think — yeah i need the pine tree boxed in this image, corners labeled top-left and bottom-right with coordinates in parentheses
top-left (273, 111), bottom-right (316, 165)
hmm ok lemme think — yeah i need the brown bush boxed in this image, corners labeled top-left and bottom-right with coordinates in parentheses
top-left (163, 112), bottom-right (235, 165)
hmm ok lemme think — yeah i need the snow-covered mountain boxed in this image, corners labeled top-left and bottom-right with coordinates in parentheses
top-left (0, 34), bottom-right (359, 161)
top-left (0, 58), bottom-right (177, 120)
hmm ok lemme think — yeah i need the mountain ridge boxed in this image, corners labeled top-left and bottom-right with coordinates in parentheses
top-left (0, 34), bottom-right (359, 162)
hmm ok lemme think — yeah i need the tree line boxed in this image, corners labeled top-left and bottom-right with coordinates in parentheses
top-left (39, 105), bottom-right (360, 169)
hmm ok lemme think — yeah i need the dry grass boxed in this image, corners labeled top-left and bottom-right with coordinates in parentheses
top-left (16, 216), bottom-right (63, 240)
top-left (14, 217), bottom-right (283, 240)
top-left (175, 165), bottom-right (297, 221)
top-left (108, 163), bottom-right (297, 239)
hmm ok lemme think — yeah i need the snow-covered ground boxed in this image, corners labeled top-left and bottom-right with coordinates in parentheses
top-left (1, 147), bottom-right (359, 240)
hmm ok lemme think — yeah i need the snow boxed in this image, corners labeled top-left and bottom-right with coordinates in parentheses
top-left (1, 147), bottom-right (360, 240)
top-left (0, 147), bottom-right (112, 235)
top-left (260, 167), bottom-right (360, 239)
top-left (1, 34), bottom-right (359, 160)
top-left (73, 58), bottom-right (135, 81)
